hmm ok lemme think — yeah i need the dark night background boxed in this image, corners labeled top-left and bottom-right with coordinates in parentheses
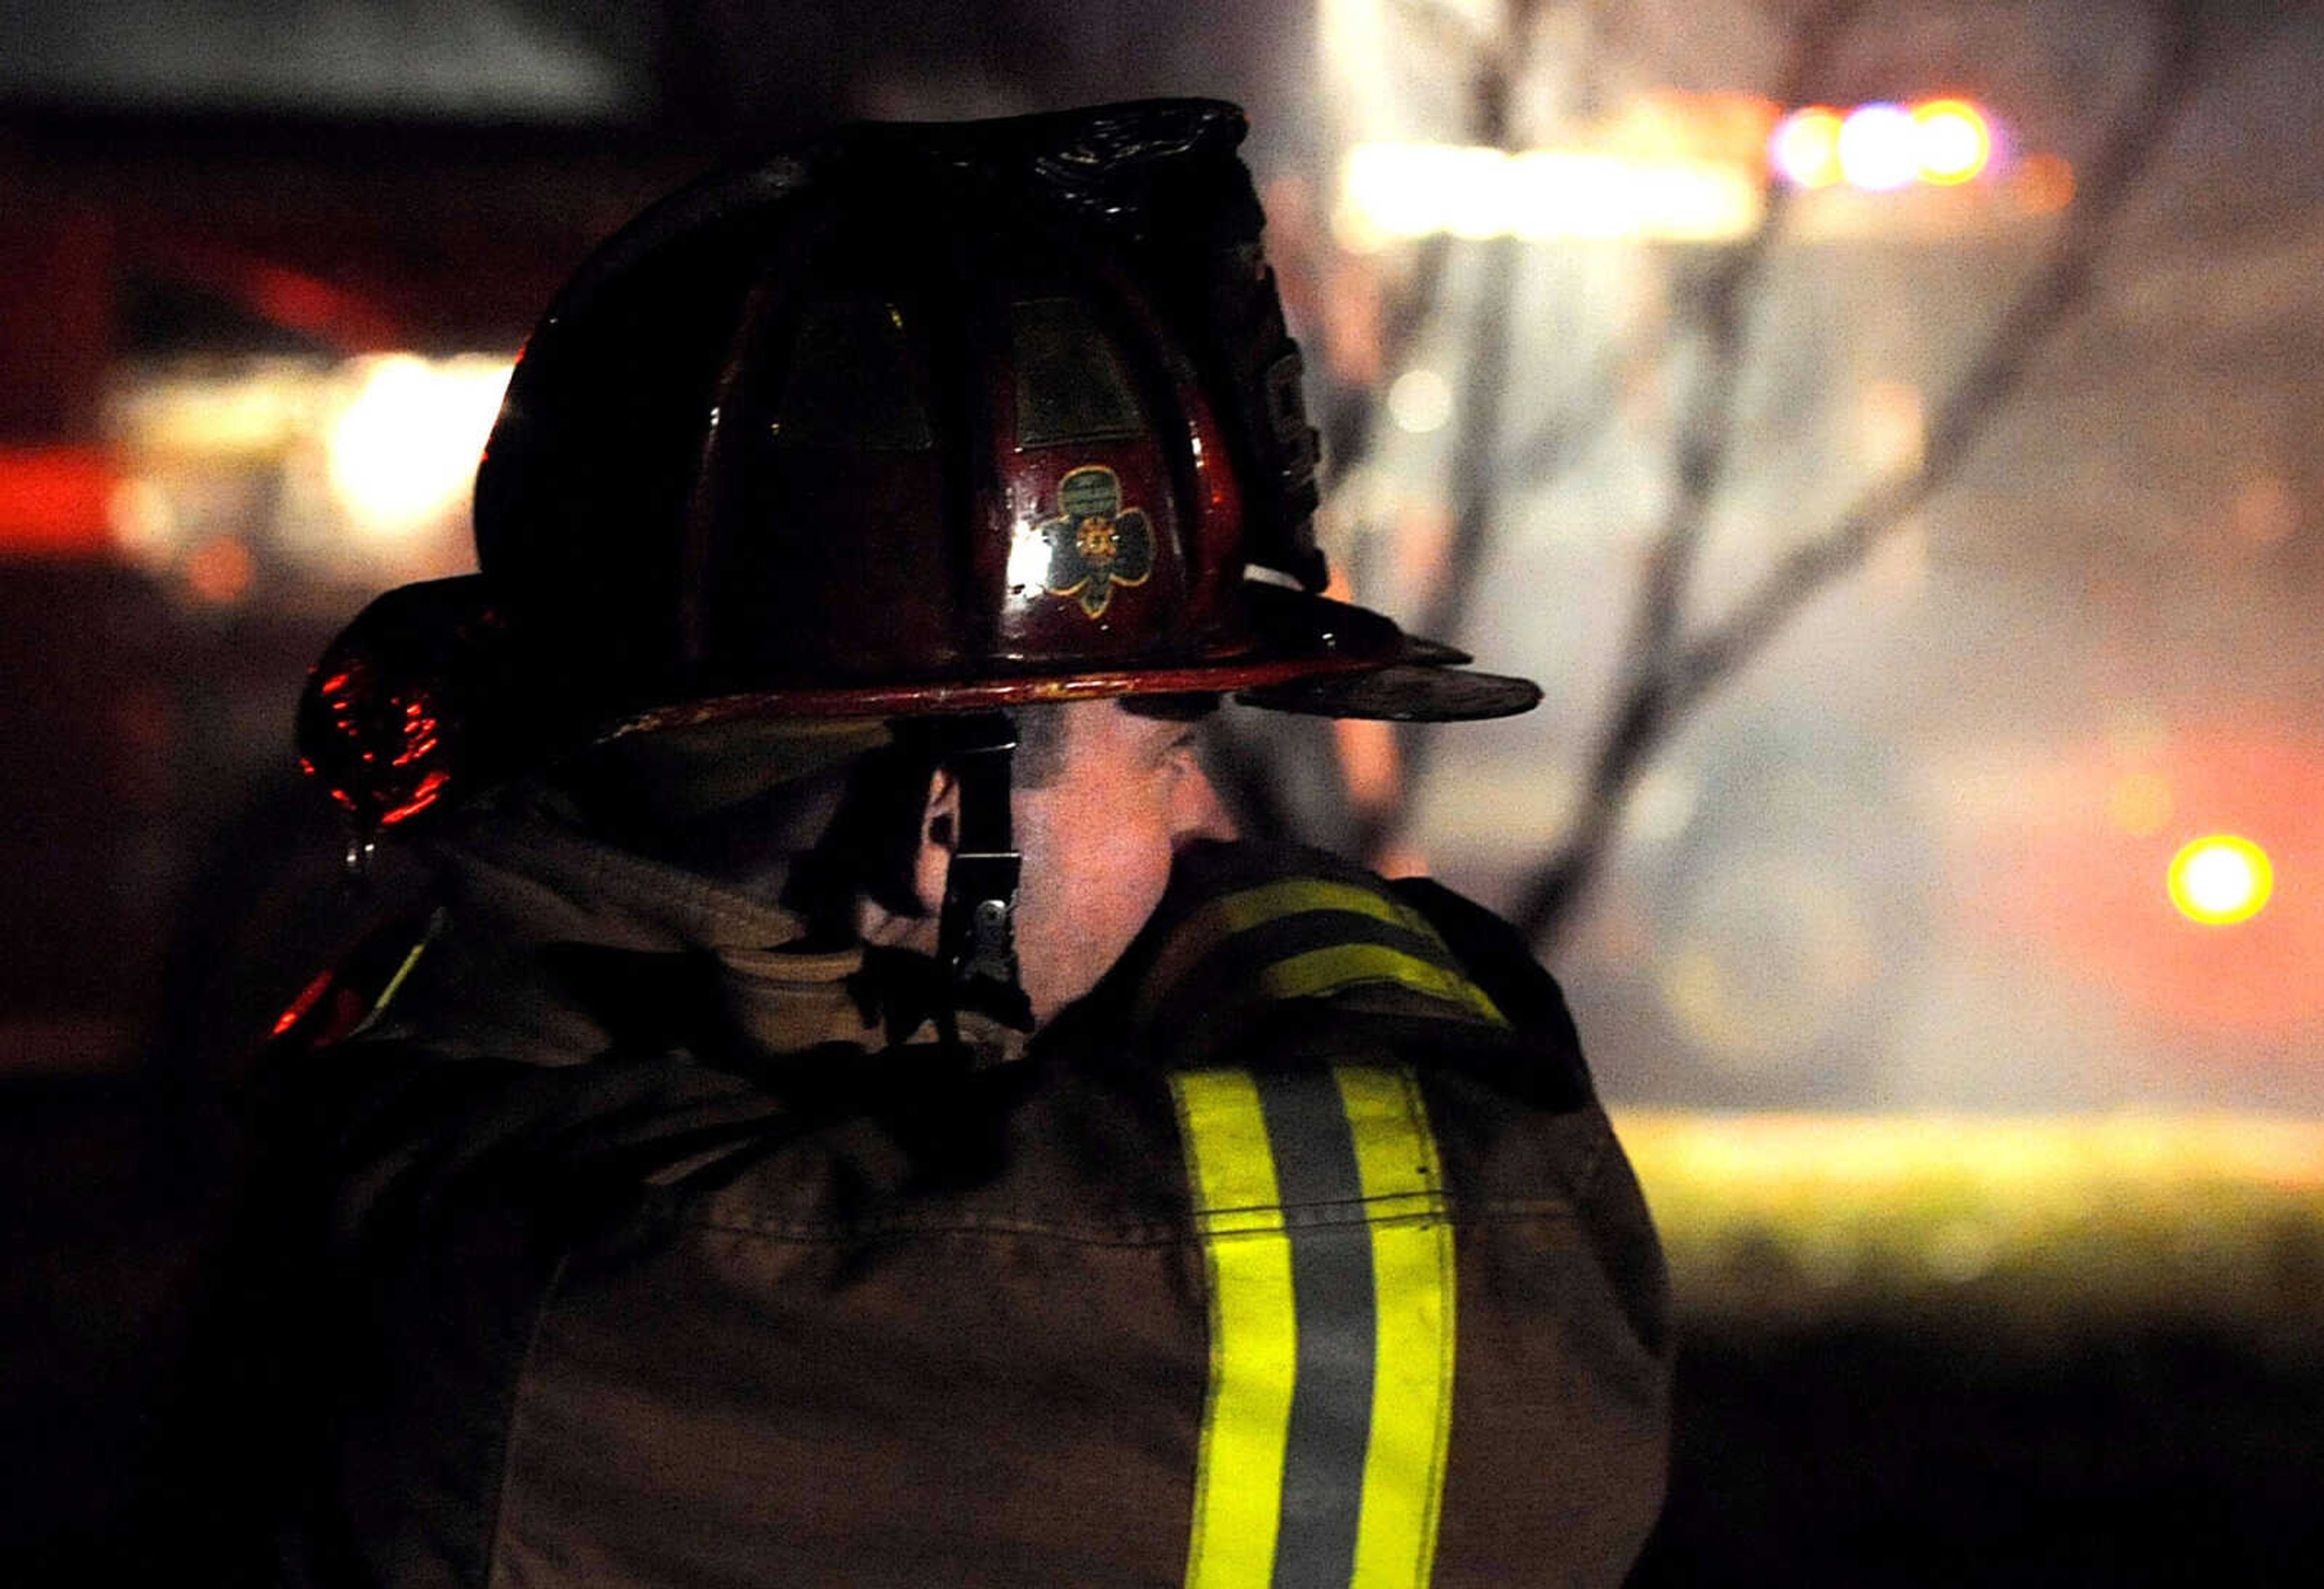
top-left (3, 2), bottom-right (2320, 1582)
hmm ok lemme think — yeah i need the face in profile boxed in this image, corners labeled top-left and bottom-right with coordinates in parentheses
top-left (893, 699), bottom-right (1235, 1026)
top-left (1008, 701), bottom-right (1236, 1023)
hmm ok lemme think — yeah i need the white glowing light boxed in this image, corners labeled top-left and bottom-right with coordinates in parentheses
top-left (1337, 142), bottom-right (1762, 249)
top-left (1006, 522), bottom-right (1054, 597)
top-left (1387, 369), bottom-right (1454, 433)
top-left (1770, 107), bottom-right (1845, 188)
top-left (2167, 834), bottom-right (2274, 926)
top-left (1837, 103), bottom-right (1919, 191)
top-left (327, 354), bottom-right (511, 542)
top-left (1912, 99), bottom-right (1992, 185)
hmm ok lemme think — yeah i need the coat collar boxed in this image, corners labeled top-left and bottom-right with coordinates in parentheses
top-left (359, 813), bottom-right (1024, 1072)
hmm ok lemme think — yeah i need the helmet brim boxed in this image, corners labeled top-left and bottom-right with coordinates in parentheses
top-left (605, 582), bottom-right (1539, 735)
top-left (298, 575), bottom-right (1540, 836)
top-left (1233, 663), bottom-right (1541, 721)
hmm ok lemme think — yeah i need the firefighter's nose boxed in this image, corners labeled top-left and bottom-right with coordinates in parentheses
top-left (1171, 762), bottom-right (1238, 846)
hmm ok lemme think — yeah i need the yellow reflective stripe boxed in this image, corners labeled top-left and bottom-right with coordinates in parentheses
top-left (1170, 1069), bottom-right (1296, 1589)
top-left (345, 924), bottom-right (438, 1041)
top-left (1137, 880), bottom-right (1451, 1023)
top-left (1172, 1066), bottom-right (1459, 1589)
top-left (1260, 944), bottom-right (1506, 1027)
top-left (1213, 880), bottom-right (1426, 939)
top-left (370, 936), bottom-right (431, 1018)
top-left (1336, 1067), bottom-right (1456, 1589)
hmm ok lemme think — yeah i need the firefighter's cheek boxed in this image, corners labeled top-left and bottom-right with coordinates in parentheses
top-left (1011, 775), bottom-right (1179, 1024)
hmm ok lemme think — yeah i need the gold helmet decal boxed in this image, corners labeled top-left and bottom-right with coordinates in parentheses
top-left (1037, 465), bottom-right (1154, 618)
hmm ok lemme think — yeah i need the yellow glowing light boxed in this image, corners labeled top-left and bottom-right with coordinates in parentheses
top-left (2167, 834), bottom-right (2274, 925)
top-left (1769, 106), bottom-right (1844, 188)
top-left (1609, 1110), bottom-right (2324, 1319)
top-left (111, 367), bottom-right (309, 457)
top-left (1911, 99), bottom-right (1992, 185)
top-left (327, 354), bottom-right (512, 542)
top-left (1335, 142), bottom-right (1762, 249)
top-left (107, 477), bottom-right (177, 560)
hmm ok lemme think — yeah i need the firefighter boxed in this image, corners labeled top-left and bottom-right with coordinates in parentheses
top-left (251, 100), bottom-right (1669, 1587)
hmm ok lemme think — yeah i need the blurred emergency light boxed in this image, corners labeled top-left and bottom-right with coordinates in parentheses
top-left (1837, 103), bottom-right (1919, 191)
top-left (1912, 100), bottom-right (1993, 185)
top-left (1770, 107), bottom-right (1845, 188)
top-left (1771, 99), bottom-right (1997, 190)
top-left (327, 354), bottom-right (511, 543)
top-left (2168, 834), bottom-right (2274, 926)
top-left (1335, 143), bottom-right (1762, 249)
top-left (0, 446), bottom-right (114, 557)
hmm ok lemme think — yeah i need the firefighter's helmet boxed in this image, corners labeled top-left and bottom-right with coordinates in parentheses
top-left (298, 100), bottom-right (1538, 844)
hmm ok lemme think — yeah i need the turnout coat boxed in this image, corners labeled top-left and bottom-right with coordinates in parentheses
top-left (237, 817), bottom-right (1670, 1587)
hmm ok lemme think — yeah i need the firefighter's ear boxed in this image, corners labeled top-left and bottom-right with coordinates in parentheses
top-left (914, 768), bottom-right (960, 919)
top-left (856, 768), bottom-right (956, 951)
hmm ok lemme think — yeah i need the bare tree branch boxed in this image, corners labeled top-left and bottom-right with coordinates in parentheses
top-left (1629, 0), bottom-right (1863, 680)
top-left (1338, 1), bottom-right (1543, 859)
top-left (1372, 0), bottom-right (1857, 862)
top-left (1383, 0), bottom-right (1497, 67)
top-left (1510, 0), bottom-right (2210, 945)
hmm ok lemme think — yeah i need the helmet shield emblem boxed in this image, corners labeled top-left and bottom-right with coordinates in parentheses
top-left (1039, 465), bottom-right (1154, 618)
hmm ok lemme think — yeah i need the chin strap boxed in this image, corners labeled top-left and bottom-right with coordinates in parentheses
top-left (936, 713), bottom-right (1036, 1034)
